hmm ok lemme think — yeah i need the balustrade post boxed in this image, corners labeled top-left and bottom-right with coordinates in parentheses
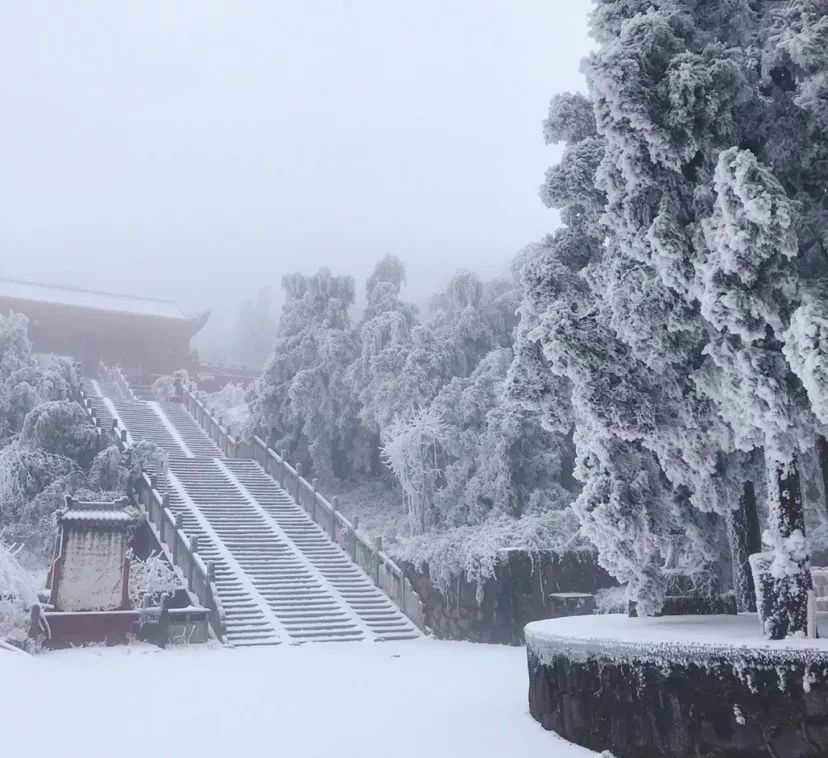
top-left (331, 496), bottom-right (338, 541)
top-left (311, 478), bottom-right (318, 521)
top-left (120, 429), bottom-right (127, 445)
top-left (295, 463), bottom-right (302, 504)
top-left (190, 535), bottom-right (199, 554)
top-left (150, 474), bottom-right (158, 490)
top-left (281, 450), bottom-right (288, 487)
top-left (351, 516), bottom-right (359, 560)
top-left (207, 561), bottom-right (216, 582)
top-left (375, 536), bottom-right (383, 586)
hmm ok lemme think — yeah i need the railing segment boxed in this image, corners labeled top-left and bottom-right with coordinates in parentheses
top-left (76, 386), bottom-right (228, 642)
top-left (183, 383), bottom-right (425, 630)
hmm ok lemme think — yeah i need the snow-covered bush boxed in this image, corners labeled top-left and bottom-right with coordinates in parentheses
top-left (21, 400), bottom-right (98, 466)
top-left (389, 510), bottom-right (583, 600)
top-left (127, 550), bottom-right (183, 606)
top-left (0, 540), bottom-right (38, 641)
top-left (205, 383), bottom-right (251, 432)
top-left (152, 370), bottom-right (188, 402)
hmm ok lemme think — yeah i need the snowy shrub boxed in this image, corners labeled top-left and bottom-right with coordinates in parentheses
top-left (127, 550), bottom-right (183, 606)
top-left (122, 440), bottom-right (168, 483)
top-left (390, 510), bottom-right (583, 600)
top-left (89, 445), bottom-right (128, 491)
top-left (152, 370), bottom-right (188, 402)
top-left (205, 383), bottom-right (251, 432)
top-left (0, 541), bottom-right (38, 641)
top-left (21, 400), bottom-right (98, 467)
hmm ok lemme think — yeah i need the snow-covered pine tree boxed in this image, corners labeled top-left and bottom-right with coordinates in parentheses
top-left (582, 0), bottom-right (828, 635)
top-left (346, 256), bottom-right (419, 441)
top-left (246, 269), bottom-right (364, 479)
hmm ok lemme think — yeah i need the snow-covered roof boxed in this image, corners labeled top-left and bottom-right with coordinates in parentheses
top-left (60, 510), bottom-right (138, 525)
top-left (58, 497), bottom-right (140, 528)
top-left (0, 278), bottom-right (196, 322)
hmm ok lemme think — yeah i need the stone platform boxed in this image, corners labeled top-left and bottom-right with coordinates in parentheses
top-left (526, 613), bottom-right (828, 758)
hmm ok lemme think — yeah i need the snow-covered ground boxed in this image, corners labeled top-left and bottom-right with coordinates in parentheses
top-left (0, 638), bottom-right (595, 758)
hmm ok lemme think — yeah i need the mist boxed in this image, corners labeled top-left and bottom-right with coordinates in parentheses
top-left (0, 0), bottom-right (592, 352)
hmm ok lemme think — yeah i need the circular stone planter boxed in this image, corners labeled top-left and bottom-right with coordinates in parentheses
top-left (525, 614), bottom-right (828, 758)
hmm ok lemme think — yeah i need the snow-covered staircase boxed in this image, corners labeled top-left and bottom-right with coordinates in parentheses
top-left (84, 381), bottom-right (420, 646)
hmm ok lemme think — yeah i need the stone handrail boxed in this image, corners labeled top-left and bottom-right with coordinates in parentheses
top-left (130, 471), bottom-right (228, 643)
top-left (183, 382), bottom-right (425, 630)
top-left (75, 387), bottom-right (228, 642)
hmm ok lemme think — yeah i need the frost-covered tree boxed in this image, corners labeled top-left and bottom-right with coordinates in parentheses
top-left (380, 408), bottom-right (445, 534)
top-left (247, 269), bottom-right (363, 479)
top-left (566, 0), bottom-right (828, 635)
top-left (21, 400), bottom-right (98, 467)
top-left (347, 256), bottom-right (419, 437)
top-left (431, 347), bottom-right (576, 528)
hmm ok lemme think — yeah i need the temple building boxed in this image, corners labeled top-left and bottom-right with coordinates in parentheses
top-left (0, 278), bottom-right (209, 378)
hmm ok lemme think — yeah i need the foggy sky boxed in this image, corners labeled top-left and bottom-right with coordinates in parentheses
top-left (0, 1), bottom-right (593, 347)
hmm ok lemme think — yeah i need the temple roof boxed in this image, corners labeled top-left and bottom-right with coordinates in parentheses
top-left (0, 278), bottom-right (208, 332)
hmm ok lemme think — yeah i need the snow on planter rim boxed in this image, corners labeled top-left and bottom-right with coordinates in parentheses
top-left (526, 613), bottom-right (828, 668)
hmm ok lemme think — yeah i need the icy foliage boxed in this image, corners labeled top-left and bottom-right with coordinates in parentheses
top-left (430, 347), bottom-right (576, 527)
top-left (204, 383), bottom-right (251, 432)
top-left (346, 256), bottom-right (419, 435)
top-left (0, 316), bottom-right (137, 562)
top-left (151, 369), bottom-right (188, 402)
top-left (502, 0), bottom-right (828, 630)
top-left (381, 409), bottom-right (446, 534)
top-left (0, 540), bottom-right (38, 641)
top-left (389, 510), bottom-right (583, 599)
top-left (21, 400), bottom-right (98, 466)
top-left (127, 550), bottom-right (183, 606)
top-left (785, 288), bottom-right (828, 425)
top-left (699, 148), bottom-right (799, 342)
top-left (247, 269), bottom-right (362, 479)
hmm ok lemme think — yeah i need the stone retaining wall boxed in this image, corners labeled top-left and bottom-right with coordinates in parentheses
top-left (526, 631), bottom-right (828, 757)
top-left (402, 550), bottom-right (614, 645)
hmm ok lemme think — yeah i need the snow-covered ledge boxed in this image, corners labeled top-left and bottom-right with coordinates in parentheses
top-left (526, 614), bottom-right (828, 758)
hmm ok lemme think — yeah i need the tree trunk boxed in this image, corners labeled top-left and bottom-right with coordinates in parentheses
top-left (727, 481), bottom-right (760, 613)
top-left (758, 454), bottom-right (812, 639)
top-left (818, 436), bottom-right (828, 522)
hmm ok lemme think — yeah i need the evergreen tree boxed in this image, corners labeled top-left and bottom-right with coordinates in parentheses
top-left (247, 269), bottom-right (362, 479)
